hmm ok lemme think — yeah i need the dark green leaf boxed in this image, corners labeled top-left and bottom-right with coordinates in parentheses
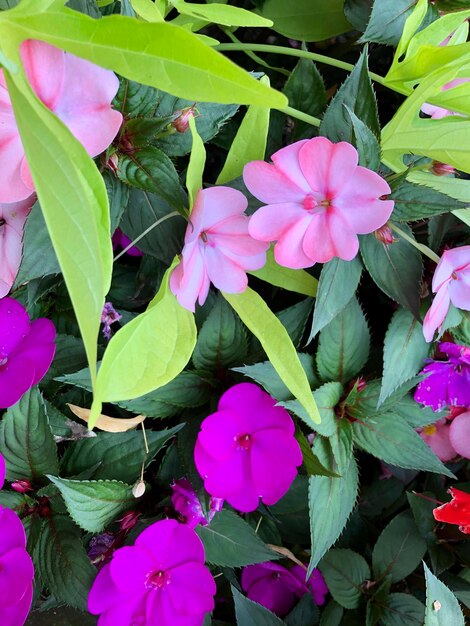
top-left (196, 510), bottom-right (278, 567)
top-left (362, 0), bottom-right (437, 46)
top-left (317, 297), bottom-right (370, 383)
top-left (44, 334), bottom-right (88, 383)
top-left (345, 106), bottom-right (381, 171)
top-left (344, 0), bottom-right (373, 32)
top-left (232, 585), bottom-right (286, 626)
top-left (381, 593), bottom-right (425, 626)
top-left (285, 593), bottom-right (319, 626)
top-left (104, 169), bottom-right (130, 232)
top-left (360, 226), bottom-right (423, 317)
top-left (114, 78), bottom-right (160, 118)
top-left (283, 382), bottom-right (342, 437)
top-left (295, 426), bottom-right (339, 478)
top-left (424, 562), bottom-right (465, 626)
top-left (0, 388), bottom-right (58, 482)
top-left (320, 549), bottom-right (370, 609)
top-left (269, 476), bottom-right (310, 545)
top-left (284, 57), bottom-right (326, 141)
top-left (319, 600), bottom-right (344, 626)
top-left (391, 181), bottom-right (467, 222)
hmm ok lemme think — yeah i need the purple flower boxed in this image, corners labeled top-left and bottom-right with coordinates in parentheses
top-left (171, 478), bottom-right (207, 528)
top-left (88, 532), bottom-right (115, 567)
top-left (101, 302), bottom-right (122, 340)
top-left (241, 562), bottom-right (306, 617)
top-left (0, 297), bottom-right (56, 408)
top-left (194, 383), bottom-right (302, 513)
top-left (414, 342), bottom-right (470, 411)
top-left (0, 506), bottom-right (34, 626)
top-left (291, 566), bottom-right (329, 606)
top-left (112, 229), bottom-right (143, 257)
top-left (88, 519), bottom-right (216, 626)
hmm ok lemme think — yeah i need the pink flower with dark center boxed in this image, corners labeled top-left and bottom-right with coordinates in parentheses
top-left (423, 246), bottom-right (470, 342)
top-left (0, 196), bottom-right (35, 297)
top-left (291, 566), bottom-right (329, 606)
top-left (88, 519), bottom-right (216, 626)
top-left (244, 137), bottom-right (394, 268)
top-left (112, 229), bottom-right (143, 258)
top-left (170, 187), bottom-right (268, 312)
top-left (194, 383), bottom-right (302, 513)
top-left (0, 297), bottom-right (56, 408)
top-left (241, 562), bottom-right (306, 617)
top-left (0, 39), bottom-right (122, 203)
top-left (0, 506), bottom-right (34, 626)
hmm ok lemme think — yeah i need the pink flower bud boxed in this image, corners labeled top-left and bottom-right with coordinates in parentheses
top-left (11, 479), bottom-right (33, 493)
top-left (106, 153), bottom-right (119, 174)
top-left (171, 106), bottom-right (196, 133)
top-left (431, 161), bottom-right (455, 176)
top-left (119, 510), bottom-right (140, 531)
top-left (356, 377), bottom-right (367, 392)
top-left (374, 224), bottom-right (396, 245)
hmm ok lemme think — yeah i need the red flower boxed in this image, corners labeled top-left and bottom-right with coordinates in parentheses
top-left (433, 487), bottom-right (470, 533)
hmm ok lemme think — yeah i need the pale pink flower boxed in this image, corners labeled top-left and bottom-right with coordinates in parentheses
top-left (170, 187), bottom-right (268, 312)
top-left (421, 78), bottom-right (470, 119)
top-left (423, 246), bottom-right (470, 342)
top-left (0, 196), bottom-right (35, 297)
top-left (0, 40), bottom-right (122, 203)
top-left (419, 419), bottom-right (456, 462)
top-left (244, 137), bottom-right (394, 268)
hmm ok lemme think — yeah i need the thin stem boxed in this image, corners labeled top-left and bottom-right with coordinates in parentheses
top-left (223, 29), bottom-right (290, 77)
top-left (282, 105), bottom-right (321, 127)
top-left (113, 211), bottom-right (180, 262)
top-left (390, 223), bottom-right (441, 264)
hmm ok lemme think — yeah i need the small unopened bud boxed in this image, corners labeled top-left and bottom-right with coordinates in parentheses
top-left (132, 480), bottom-right (146, 498)
top-left (356, 377), bottom-right (367, 392)
top-left (11, 479), bottom-right (33, 493)
top-left (374, 224), bottom-right (396, 246)
top-left (106, 153), bottom-right (119, 174)
top-left (172, 106), bottom-right (196, 133)
top-left (119, 510), bottom-right (140, 531)
top-left (431, 161), bottom-right (455, 176)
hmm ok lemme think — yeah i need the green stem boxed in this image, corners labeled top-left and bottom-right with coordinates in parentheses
top-left (113, 211), bottom-right (180, 262)
top-left (222, 29), bottom-right (290, 77)
top-left (390, 223), bottom-right (441, 264)
top-left (282, 105), bottom-right (321, 127)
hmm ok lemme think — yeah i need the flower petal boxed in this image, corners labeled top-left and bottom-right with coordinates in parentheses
top-left (0, 547), bottom-right (34, 608)
top-left (248, 202), bottom-right (307, 243)
top-left (243, 161), bottom-right (306, 204)
top-left (136, 520), bottom-right (205, 570)
top-left (273, 215), bottom-right (314, 269)
top-left (423, 285), bottom-right (451, 342)
top-left (204, 245), bottom-right (248, 293)
top-left (110, 546), bottom-right (155, 593)
top-left (199, 186), bottom-right (248, 230)
top-left (270, 140), bottom-right (310, 192)
top-left (20, 40), bottom-right (65, 110)
top-left (302, 209), bottom-right (359, 263)
top-left (167, 562), bottom-right (216, 615)
top-left (0, 507), bottom-right (26, 556)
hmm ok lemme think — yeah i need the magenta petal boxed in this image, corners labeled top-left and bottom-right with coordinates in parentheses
top-left (243, 161), bottom-right (306, 204)
top-left (0, 547), bottom-right (34, 607)
top-left (110, 546), bottom-right (154, 593)
top-left (146, 588), bottom-right (201, 626)
top-left (449, 412), bottom-right (470, 459)
top-left (137, 520), bottom-right (204, 570)
top-left (0, 583), bottom-right (32, 626)
top-left (0, 507), bottom-right (26, 556)
top-left (0, 356), bottom-right (36, 409)
top-left (414, 363), bottom-right (454, 411)
top-left (0, 454), bottom-right (5, 489)
top-left (167, 562), bottom-right (216, 615)
top-left (447, 369), bottom-right (470, 407)
top-left (0, 297), bottom-right (31, 354)
top-left (197, 409), bottom-right (242, 460)
top-left (17, 318), bottom-right (56, 385)
top-left (196, 443), bottom-right (246, 498)
top-left (88, 564), bottom-right (129, 615)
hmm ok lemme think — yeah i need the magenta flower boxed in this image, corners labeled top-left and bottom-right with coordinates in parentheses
top-left (171, 478), bottom-right (207, 528)
top-left (0, 506), bottom-right (34, 626)
top-left (101, 302), bottom-right (122, 340)
top-left (0, 452), bottom-right (5, 490)
top-left (415, 342), bottom-right (470, 410)
top-left (112, 229), bottom-right (143, 257)
top-left (170, 187), bottom-right (268, 312)
top-left (0, 196), bottom-right (35, 298)
top-left (0, 297), bottom-right (56, 408)
top-left (194, 383), bottom-right (302, 513)
top-left (241, 562), bottom-right (306, 617)
top-left (243, 137), bottom-right (394, 269)
top-left (291, 566), bottom-right (329, 606)
top-left (88, 519), bottom-right (216, 626)
top-left (0, 40), bottom-right (122, 203)
top-left (423, 246), bottom-right (470, 342)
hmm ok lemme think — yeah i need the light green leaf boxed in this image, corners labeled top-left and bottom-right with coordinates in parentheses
top-left (187, 115), bottom-right (206, 209)
top-left (2, 8), bottom-right (287, 108)
top-left (320, 549), bottom-right (370, 609)
top-left (282, 381), bottom-right (342, 438)
top-left (424, 562), bottom-right (465, 626)
top-left (217, 76), bottom-right (270, 184)
top-left (249, 247), bottom-right (318, 297)
top-left (172, 0), bottom-right (272, 27)
top-left (223, 288), bottom-right (321, 425)
top-left (47, 476), bottom-right (134, 533)
top-left (131, 0), bottom-right (163, 20)
top-left (90, 267), bottom-right (197, 427)
top-left (258, 0), bottom-right (351, 42)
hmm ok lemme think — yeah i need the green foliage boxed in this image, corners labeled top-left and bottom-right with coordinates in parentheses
top-left (284, 58), bottom-right (326, 141)
top-left (283, 382), bottom-right (342, 437)
top-left (320, 549), bottom-right (370, 609)
top-left (285, 594), bottom-right (319, 626)
top-left (172, 0), bottom-right (273, 27)
top-left (316, 297), bottom-right (370, 384)
top-left (381, 593), bottom-right (425, 626)
top-left (345, 107), bottom-right (381, 171)
top-left (424, 562), bottom-right (465, 625)
top-left (360, 227), bottom-right (423, 317)
top-left (186, 115), bottom-right (206, 209)
top-left (114, 78), bottom-right (160, 118)
top-left (295, 427), bottom-right (340, 478)
top-left (196, 510), bottom-right (278, 567)
top-left (0, 388), bottom-right (58, 482)
top-left (232, 585), bottom-right (286, 626)
top-left (362, 0), bottom-right (436, 46)
top-left (391, 181), bottom-right (467, 222)
top-left (249, 248), bottom-right (318, 297)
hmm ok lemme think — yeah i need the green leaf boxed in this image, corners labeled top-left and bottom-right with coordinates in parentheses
top-left (320, 47), bottom-right (380, 143)
top-left (424, 562), bottom-right (465, 625)
top-left (196, 510), bottom-right (278, 567)
top-left (90, 267), bottom-right (197, 427)
top-left (131, 0), bottom-right (163, 21)
top-left (345, 106), bottom-right (382, 171)
top-left (258, 0), bottom-right (351, 42)
top-left (283, 382), bottom-right (342, 437)
top-left (0, 388), bottom-right (58, 482)
top-left (309, 257), bottom-right (362, 341)
top-left (284, 57), bottom-right (326, 141)
top-left (285, 594), bottom-right (319, 626)
top-left (5, 65), bottom-right (111, 395)
top-left (360, 226), bottom-right (423, 317)
top-left (316, 297), bottom-right (370, 384)
top-left (114, 78), bottom-right (160, 118)
top-left (308, 422), bottom-right (358, 574)
top-left (319, 601), bottom-right (344, 626)
top-left (362, 0), bottom-right (434, 46)
top-left (60, 426), bottom-right (181, 481)
top-left (47, 476), bottom-right (134, 532)
top-left (352, 413), bottom-right (454, 477)
top-left (391, 181), bottom-right (467, 222)
top-left (372, 511), bottom-right (427, 583)
top-left (193, 296), bottom-right (248, 370)
top-left (186, 114), bottom-right (206, 209)
top-left (3, 8), bottom-right (287, 108)
top-left (232, 585), bottom-right (286, 626)
top-left (217, 77), bottom-right (270, 185)
top-left (319, 549), bottom-right (370, 609)
top-left (223, 288), bottom-right (321, 425)
top-left (381, 593), bottom-right (425, 626)
top-left (172, 0), bottom-right (272, 27)
top-left (379, 308), bottom-right (430, 405)
top-left (295, 426), bottom-right (340, 478)
top-left (33, 514), bottom-right (95, 610)
top-left (249, 247), bottom-right (318, 297)
top-left (105, 170), bottom-right (130, 232)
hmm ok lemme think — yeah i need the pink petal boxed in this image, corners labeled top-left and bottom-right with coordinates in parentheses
top-left (0, 454), bottom-right (5, 489)
top-left (170, 242), bottom-right (206, 312)
top-left (420, 420), bottom-right (456, 462)
top-left (20, 158), bottom-right (34, 193)
top-left (273, 215), bottom-right (315, 269)
top-left (167, 562), bottom-right (216, 615)
top-left (136, 520), bottom-right (205, 570)
top-left (0, 124), bottom-right (30, 203)
top-left (0, 297), bottom-right (31, 354)
top-left (204, 245), bottom-right (248, 293)
top-left (423, 286), bottom-right (451, 342)
top-left (433, 252), bottom-right (457, 292)
top-left (298, 137), bottom-right (358, 199)
top-left (243, 161), bottom-right (306, 204)
top-left (199, 186), bottom-right (248, 230)
top-left (270, 140), bottom-right (311, 192)
top-left (248, 202), bottom-right (308, 243)
top-left (449, 266), bottom-right (470, 311)
top-left (0, 584), bottom-right (32, 626)
top-left (20, 40), bottom-right (65, 110)
top-left (110, 546), bottom-right (154, 593)
top-left (302, 209), bottom-right (359, 263)
top-left (449, 412), bottom-right (470, 459)
top-left (0, 547), bottom-right (34, 608)
top-left (0, 507), bottom-right (26, 556)
top-left (195, 441), bottom-right (246, 498)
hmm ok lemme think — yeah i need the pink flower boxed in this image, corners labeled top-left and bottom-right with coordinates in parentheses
top-left (241, 562), bottom-right (306, 617)
top-left (421, 78), bottom-right (470, 119)
top-left (0, 297), bottom-right (56, 408)
top-left (423, 246), bottom-right (470, 342)
top-left (112, 229), bottom-right (143, 257)
top-left (88, 519), bottom-right (216, 626)
top-left (0, 39), bottom-right (122, 203)
top-left (0, 506), bottom-right (34, 626)
top-left (449, 411), bottom-right (470, 459)
top-left (244, 137), bottom-right (394, 268)
top-left (194, 383), bottom-right (302, 513)
top-left (291, 566), bottom-right (329, 606)
top-left (101, 302), bottom-right (122, 340)
top-left (170, 187), bottom-right (268, 312)
top-left (419, 419), bottom-right (456, 462)
top-left (0, 453), bottom-right (5, 490)
top-left (0, 196), bottom-right (35, 297)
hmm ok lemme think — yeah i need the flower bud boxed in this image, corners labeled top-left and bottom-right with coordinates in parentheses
top-left (106, 153), bottom-right (119, 174)
top-left (374, 224), bottom-right (396, 245)
top-left (171, 106), bottom-right (196, 133)
top-left (431, 161), bottom-right (455, 176)
top-left (132, 480), bottom-right (146, 498)
top-left (119, 510), bottom-right (140, 531)
top-left (11, 479), bottom-right (33, 493)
